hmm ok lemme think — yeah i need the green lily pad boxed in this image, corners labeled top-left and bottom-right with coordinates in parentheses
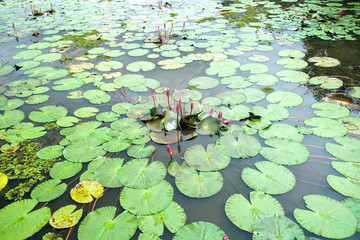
top-left (137, 201), bottom-right (186, 236)
top-left (94, 158), bottom-right (124, 188)
top-left (184, 144), bottom-right (230, 171)
top-left (127, 144), bottom-right (156, 158)
top-left (294, 195), bottom-right (357, 239)
top-left (278, 49), bottom-right (305, 58)
top-left (37, 145), bottom-right (64, 159)
top-left (247, 74), bottom-right (279, 86)
top-left (173, 89), bottom-right (202, 102)
top-left (31, 179), bottom-right (67, 202)
top-left (102, 138), bottom-right (131, 152)
top-left (216, 91), bottom-right (246, 105)
top-left (309, 76), bottom-right (343, 89)
top-left (175, 166), bottom-right (223, 198)
top-left (260, 138), bottom-right (310, 165)
top-left (0, 110), bottom-right (25, 129)
top-left (308, 56), bottom-right (340, 67)
top-left (205, 59), bottom-right (240, 77)
top-left (197, 116), bottom-right (220, 135)
top-left (241, 161), bottom-right (296, 194)
top-left (126, 61), bottom-right (156, 72)
top-left (34, 53), bottom-right (62, 63)
top-left (0, 65), bottom-right (14, 76)
top-left (25, 94), bottom-right (49, 104)
top-left (225, 191), bottom-right (284, 233)
top-left (266, 91), bottom-right (303, 107)
top-left (173, 221), bottom-right (226, 240)
top-left (216, 134), bottom-right (261, 158)
top-left (252, 104), bottom-right (289, 121)
top-left (217, 105), bottom-right (251, 121)
top-left (63, 138), bottom-right (106, 162)
top-left (236, 88), bottom-right (266, 103)
top-left (276, 58), bottom-right (308, 69)
top-left (327, 174), bottom-right (360, 199)
top-left (83, 89), bottom-right (111, 104)
top-left (0, 199), bottom-right (51, 240)
top-left (50, 161), bottom-right (82, 180)
top-left (120, 180), bottom-right (173, 215)
top-left (304, 117), bottom-right (348, 138)
top-left (49, 205), bottom-right (83, 229)
top-left (74, 107), bottom-right (99, 118)
top-left (118, 158), bottom-right (166, 188)
top-left (95, 61), bottom-right (123, 72)
top-left (276, 70), bottom-right (309, 83)
top-left (342, 198), bottom-right (360, 232)
top-left (188, 77), bottom-right (219, 89)
top-left (78, 207), bottom-right (137, 240)
top-left (239, 63), bottom-right (269, 74)
top-left (259, 123), bottom-right (304, 142)
top-left (13, 50), bottom-right (42, 60)
top-left (331, 161), bottom-right (360, 180)
top-left (253, 215), bottom-right (305, 240)
top-left (29, 105), bottom-right (67, 123)
top-left (221, 76), bottom-right (252, 89)
top-left (56, 116), bottom-right (79, 127)
top-left (21, 126), bottom-right (47, 139)
top-left (311, 102), bottom-right (350, 118)
top-left (52, 78), bottom-right (85, 91)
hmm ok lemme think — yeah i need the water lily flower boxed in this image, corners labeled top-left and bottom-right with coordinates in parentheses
top-left (224, 119), bottom-right (232, 124)
top-left (159, 112), bottom-right (164, 118)
top-left (338, 9), bottom-right (345, 16)
top-left (7, 33), bottom-right (11, 36)
top-left (166, 145), bottom-right (173, 157)
top-left (302, 17), bottom-right (306, 21)
top-left (151, 89), bottom-right (156, 108)
top-left (223, 236), bottom-right (228, 240)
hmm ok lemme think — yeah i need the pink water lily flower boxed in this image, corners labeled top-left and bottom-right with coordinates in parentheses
top-left (166, 145), bottom-right (173, 156)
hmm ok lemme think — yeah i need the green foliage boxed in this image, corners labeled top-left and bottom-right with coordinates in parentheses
top-left (170, 12), bottom-right (178, 17)
top-left (0, 141), bottom-right (60, 200)
top-left (225, 6), bottom-right (269, 28)
top-left (57, 30), bottom-right (102, 48)
top-left (197, 17), bottom-right (216, 23)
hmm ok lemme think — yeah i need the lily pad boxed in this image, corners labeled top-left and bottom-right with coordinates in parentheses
top-left (31, 179), bottom-right (67, 202)
top-left (308, 56), bottom-right (340, 67)
top-left (175, 166), bottom-right (223, 198)
top-left (70, 180), bottom-right (104, 203)
top-left (188, 77), bottom-right (219, 89)
top-left (21, 126), bottom-right (47, 139)
top-left (253, 215), bottom-right (305, 240)
top-left (260, 138), bottom-right (310, 165)
top-left (137, 201), bottom-right (186, 236)
top-left (120, 180), bottom-right (173, 215)
top-left (63, 137), bottom-right (106, 162)
top-left (0, 173), bottom-right (8, 191)
top-left (0, 199), bottom-right (51, 240)
top-left (29, 105), bottom-right (67, 123)
top-left (309, 76), bottom-right (343, 89)
top-left (241, 161), bottom-right (296, 194)
top-left (252, 104), bottom-right (289, 121)
top-left (327, 174), bottom-right (360, 199)
top-left (118, 158), bottom-right (166, 189)
top-left (239, 63), bottom-right (269, 74)
top-left (126, 61), bottom-right (156, 72)
top-left (127, 144), bottom-right (156, 158)
top-left (259, 123), bottom-right (304, 142)
top-left (78, 207), bottom-right (137, 240)
top-left (331, 161), bottom-right (360, 180)
top-left (304, 117), bottom-right (348, 138)
top-left (74, 107), bottom-right (99, 118)
top-left (173, 221), bottom-right (226, 240)
top-left (197, 116), bottom-right (220, 135)
top-left (50, 161), bottom-right (82, 179)
top-left (266, 91), bottom-right (303, 107)
top-left (276, 70), bottom-right (309, 84)
top-left (0, 110), bottom-right (25, 129)
top-left (49, 205), bottom-right (83, 229)
top-left (37, 145), bottom-right (64, 159)
top-left (225, 191), bottom-right (284, 232)
top-left (83, 89), bottom-right (111, 104)
top-left (311, 102), bottom-right (350, 118)
top-left (216, 134), bottom-right (261, 158)
top-left (294, 195), bottom-right (357, 239)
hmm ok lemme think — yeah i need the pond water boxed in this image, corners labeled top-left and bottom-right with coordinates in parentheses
top-left (0, 0), bottom-right (360, 239)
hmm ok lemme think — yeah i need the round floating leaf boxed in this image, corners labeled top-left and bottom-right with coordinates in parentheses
top-left (0, 173), bottom-right (8, 191)
top-left (253, 215), bottom-right (305, 240)
top-left (184, 144), bottom-right (230, 171)
top-left (50, 161), bottom-right (82, 180)
top-left (127, 144), bottom-right (155, 158)
top-left (276, 58), bottom-right (308, 69)
top-left (248, 54), bottom-right (270, 62)
top-left (205, 59), bottom-right (240, 77)
top-left (331, 161), bottom-right (360, 180)
top-left (37, 145), bottom-right (64, 159)
top-left (247, 74), bottom-right (279, 86)
top-left (27, 42), bottom-right (51, 50)
top-left (260, 138), bottom-right (310, 165)
top-left (118, 158), bottom-right (166, 189)
top-left (173, 89), bottom-right (202, 102)
top-left (259, 123), bottom-right (304, 142)
top-left (34, 53), bottom-right (62, 63)
top-left (216, 134), bottom-right (261, 158)
top-left (126, 61), bottom-right (155, 72)
top-left (225, 191), bottom-right (284, 232)
top-left (15, 60), bottom-right (40, 70)
top-left (102, 138), bottom-right (131, 152)
top-left (25, 94), bottom-right (49, 104)
top-left (112, 103), bottom-right (133, 114)
top-left (96, 111), bottom-right (120, 122)
top-left (63, 138), bottom-right (106, 162)
top-left (173, 221), bottom-right (226, 240)
top-left (31, 179), bottom-right (67, 202)
top-left (21, 126), bottom-right (47, 139)
top-left (83, 89), bottom-right (111, 104)
top-left (120, 180), bottom-right (173, 215)
top-left (216, 91), bottom-right (246, 105)
top-left (309, 76), bottom-right (343, 89)
top-left (221, 76), bottom-right (252, 89)
top-left (266, 91), bottom-right (303, 107)
top-left (0, 199), bottom-right (51, 240)
top-left (294, 195), bottom-right (357, 239)
top-left (13, 50), bottom-right (42, 60)
top-left (137, 201), bottom-right (186, 236)
top-left (65, 121), bottom-right (102, 142)
top-left (278, 49), bottom-right (305, 58)
top-left (95, 158), bottom-right (124, 188)
top-left (29, 105), bottom-right (67, 123)
top-left (138, 233), bottom-right (160, 240)
top-left (239, 63), bottom-right (269, 74)
top-left (241, 161), bottom-right (296, 194)
top-left (0, 110), bottom-right (25, 129)
top-left (311, 102), bottom-right (350, 118)
top-left (188, 77), bottom-right (219, 89)
top-left (175, 166), bottom-right (223, 198)
top-left (78, 207), bottom-right (137, 240)
top-left (276, 70), bottom-right (309, 84)
top-left (0, 65), bottom-right (14, 76)
top-left (327, 174), bottom-right (360, 199)
top-left (49, 205), bottom-right (83, 229)
top-left (304, 117), bottom-right (348, 138)
top-left (308, 57), bottom-right (340, 67)
top-left (74, 107), bottom-right (99, 118)
top-left (70, 180), bottom-right (103, 203)
top-left (197, 116), bottom-right (220, 135)
top-left (342, 198), bottom-right (360, 232)
top-left (252, 104), bottom-right (289, 121)
top-left (237, 88), bottom-right (265, 103)
top-left (95, 61), bottom-right (123, 72)
top-left (56, 116), bottom-right (79, 127)
top-left (218, 105), bottom-right (250, 121)
top-left (52, 78), bottom-right (85, 91)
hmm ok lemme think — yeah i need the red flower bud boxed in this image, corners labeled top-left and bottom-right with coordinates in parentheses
top-left (224, 119), bottom-right (232, 124)
top-left (190, 102), bottom-right (193, 110)
top-left (12, 22), bottom-right (15, 29)
top-left (166, 145), bottom-right (172, 156)
top-left (223, 236), bottom-right (228, 240)
top-left (167, 88), bottom-right (170, 98)
top-left (176, 102), bottom-right (180, 112)
top-left (218, 111), bottom-right (222, 122)
top-left (179, 98), bottom-right (182, 106)
top-left (210, 108), bottom-right (214, 117)
top-left (151, 89), bottom-right (155, 98)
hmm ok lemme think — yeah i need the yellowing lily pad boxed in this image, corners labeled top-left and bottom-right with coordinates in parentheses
top-left (0, 173), bottom-right (8, 191)
top-left (49, 205), bottom-right (83, 229)
top-left (70, 180), bottom-right (104, 203)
